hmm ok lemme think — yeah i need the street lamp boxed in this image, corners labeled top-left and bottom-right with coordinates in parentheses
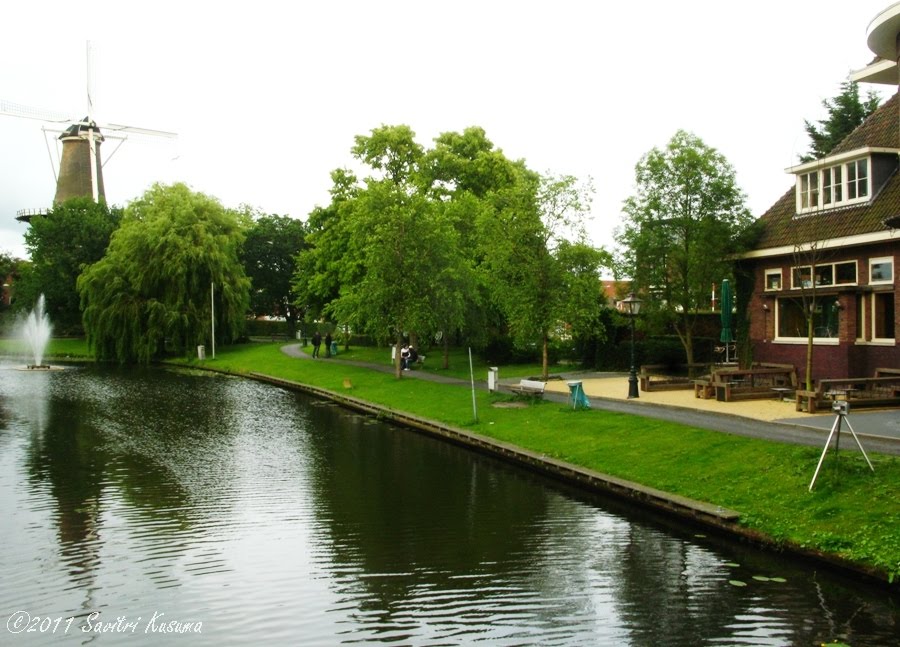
top-left (617, 293), bottom-right (643, 399)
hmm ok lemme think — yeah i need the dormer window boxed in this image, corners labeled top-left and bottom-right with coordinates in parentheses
top-left (795, 156), bottom-right (870, 214)
top-left (847, 159), bottom-right (869, 200)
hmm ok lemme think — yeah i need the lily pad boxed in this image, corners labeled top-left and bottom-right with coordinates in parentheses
top-left (729, 579), bottom-right (748, 587)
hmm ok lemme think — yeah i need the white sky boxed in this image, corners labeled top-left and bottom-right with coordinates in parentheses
top-left (1, 1), bottom-right (896, 261)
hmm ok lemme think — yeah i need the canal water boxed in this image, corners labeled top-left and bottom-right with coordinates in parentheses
top-left (0, 364), bottom-right (896, 645)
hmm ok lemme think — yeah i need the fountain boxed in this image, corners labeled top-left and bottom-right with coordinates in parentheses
top-left (20, 294), bottom-right (53, 370)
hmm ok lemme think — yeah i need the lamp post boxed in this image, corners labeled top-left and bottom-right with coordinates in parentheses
top-left (617, 293), bottom-right (643, 399)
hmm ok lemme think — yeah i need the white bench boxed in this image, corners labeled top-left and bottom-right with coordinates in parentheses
top-left (509, 379), bottom-right (546, 398)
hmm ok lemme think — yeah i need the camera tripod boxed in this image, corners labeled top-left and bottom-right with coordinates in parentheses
top-left (809, 400), bottom-right (875, 491)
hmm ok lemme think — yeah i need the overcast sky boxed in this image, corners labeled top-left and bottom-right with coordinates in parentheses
top-left (1, 1), bottom-right (896, 261)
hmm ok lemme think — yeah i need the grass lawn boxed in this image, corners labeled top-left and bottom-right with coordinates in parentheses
top-left (184, 341), bottom-right (900, 583)
top-left (322, 342), bottom-right (568, 380)
top-left (0, 337), bottom-right (93, 360)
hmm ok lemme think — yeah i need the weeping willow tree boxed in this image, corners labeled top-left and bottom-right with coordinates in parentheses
top-left (77, 183), bottom-right (251, 363)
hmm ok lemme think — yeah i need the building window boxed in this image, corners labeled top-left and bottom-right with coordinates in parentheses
top-left (847, 158), bottom-right (869, 200)
top-left (857, 295), bottom-right (866, 340)
top-left (872, 293), bottom-right (895, 340)
top-left (765, 269), bottom-right (782, 291)
top-left (799, 172), bottom-right (818, 210)
top-left (834, 261), bottom-right (857, 285)
top-left (795, 156), bottom-right (871, 214)
top-left (870, 257), bottom-right (894, 284)
top-left (791, 266), bottom-right (812, 289)
top-left (791, 261), bottom-right (857, 288)
top-left (823, 165), bottom-right (843, 205)
top-left (776, 295), bottom-right (840, 339)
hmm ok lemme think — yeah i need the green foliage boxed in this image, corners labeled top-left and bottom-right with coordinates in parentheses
top-left (17, 198), bottom-right (122, 333)
top-left (617, 130), bottom-right (754, 364)
top-left (800, 80), bottom-right (881, 163)
top-left (293, 124), bottom-right (609, 377)
top-left (482, 172), bottom-right (608, 379)
top-left (241, 211), bottom-right (306, 326)
top-left (292, 170), bottom-right (361, 322)
top-left (77, 183), bottom-right (251, 363)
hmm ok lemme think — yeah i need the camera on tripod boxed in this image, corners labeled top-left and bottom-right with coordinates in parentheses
top-left (832, 400), bottom-right (850, 415)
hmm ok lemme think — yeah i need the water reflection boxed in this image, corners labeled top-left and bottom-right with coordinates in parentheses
top-left (0, 365), bottom-right (896, 645)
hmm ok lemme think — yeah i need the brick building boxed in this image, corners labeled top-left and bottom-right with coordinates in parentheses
top-left (741, 7), bottom-right (900, 381)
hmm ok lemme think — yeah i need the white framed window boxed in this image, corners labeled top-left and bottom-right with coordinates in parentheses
top-left (775, 295), bottom-right (841, 341)
top-left (856, 294), bottom-right (866, 341)
top-left (795, 156), bottom-right (872, 214)
top-left (834, 261), bottom-right (857, 285)
top-left (791, 261), bottom-right (857, 289)
top-left (822, 165), bottom-right (843, 206)
top-left (798, 172), bottom-right (818, 210)
top-left (764, 269), bottom-right (782, 291)
top-left (869, 256), bottom-right (894, 284)
top-left (791, 266), bottom-right (812, 289)
top-left (846, 159), bottom-right (869, 200)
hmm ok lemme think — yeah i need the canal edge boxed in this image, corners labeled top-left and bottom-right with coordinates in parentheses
top-left (237, 370), bottom-right (893, 588)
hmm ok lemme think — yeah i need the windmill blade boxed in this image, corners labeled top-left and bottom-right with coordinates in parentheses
top-left (0, 98), bottom-right (73, 124)
top-left (102, 123), bottom-right (177, 139)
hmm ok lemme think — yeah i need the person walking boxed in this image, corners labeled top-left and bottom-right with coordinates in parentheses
top-left (311, 331), bottom-right (322, 358)
top-left (325, 332), bottom-right (332, 358)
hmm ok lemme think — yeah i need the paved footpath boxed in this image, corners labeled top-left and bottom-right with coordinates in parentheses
top-left (280, 345), bottom-right (900, 456)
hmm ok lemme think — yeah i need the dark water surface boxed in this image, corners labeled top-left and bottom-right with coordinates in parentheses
top-left (0, 364), bottom-right (897, 646)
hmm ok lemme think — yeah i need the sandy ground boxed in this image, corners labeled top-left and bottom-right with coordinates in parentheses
top-left (542, 376), bottom-right (811, 422)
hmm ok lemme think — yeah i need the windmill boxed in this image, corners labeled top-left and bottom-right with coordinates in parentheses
top-left (1, 42), bottom-right (177, 223)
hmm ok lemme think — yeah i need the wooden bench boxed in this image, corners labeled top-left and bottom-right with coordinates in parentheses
top-left (640, 363), bottom-right (710, 392)
top-left (508, 379), bottom-right (546, 398)
top-left (693, 378), bottom-right (715, 399)
top-left (709, 364), bottom-right (798, 402)
top-left (797, 375), bottom-right (900, 412)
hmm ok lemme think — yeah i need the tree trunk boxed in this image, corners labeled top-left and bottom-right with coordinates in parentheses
top-left (442, 334), bottom-right (450, 370)
top-left (395, 332), bottom-right (404, 379)
top-left (806, 316), bottom-right (815, 391)
top-left (541, 332), bottom-right (549, 381)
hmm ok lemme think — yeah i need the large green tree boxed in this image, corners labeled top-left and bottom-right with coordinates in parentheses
top-left (78, 183), bottom-right (250, 363)
top-left (18, 198), bottom-right (122, 333)
top-left (422, 127), bottom-right (523, 363)
top-left (617, 130), bottom-right (754, 364)
top-left (292, 168), bottom-right (361, 327)
top-left (241, 212), bottom-right (306, 328)
top-left (800, 80), bottom-right (881, 163)
top-left (483, 172), bottom-right (606, 380)
top-left (326, 125), bottom-right (471, 377)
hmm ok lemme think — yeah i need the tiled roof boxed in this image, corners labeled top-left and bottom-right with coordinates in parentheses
top-left (830, 91), bottom-right (898, 155)
top-left (753, 92), bottom-right (900, 250)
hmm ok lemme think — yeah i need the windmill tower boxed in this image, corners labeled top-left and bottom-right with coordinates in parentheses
top-left (54, 117), bottom-right (106, 205)
top-left (1, 42), bottom-right (176, 223)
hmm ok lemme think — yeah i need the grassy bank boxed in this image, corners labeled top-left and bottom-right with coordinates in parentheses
top-left (184, 341), bottom-right (900, 583)
top-left (0, 337), bottom-right (93, 361)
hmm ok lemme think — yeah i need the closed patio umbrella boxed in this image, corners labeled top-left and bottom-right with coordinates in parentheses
top-left (720, 279), bottom-right (734, 363)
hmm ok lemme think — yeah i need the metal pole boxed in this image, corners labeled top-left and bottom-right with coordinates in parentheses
top-left (469, 347), bottom-right (477, 422)
top-left (211, 282), bottom-right (216, 360)
top-left (628, 315), bottom-right (639, 398)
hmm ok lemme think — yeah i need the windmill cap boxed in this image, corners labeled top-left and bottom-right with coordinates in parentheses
top-left (58, 117), bottom-right (104, 141)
